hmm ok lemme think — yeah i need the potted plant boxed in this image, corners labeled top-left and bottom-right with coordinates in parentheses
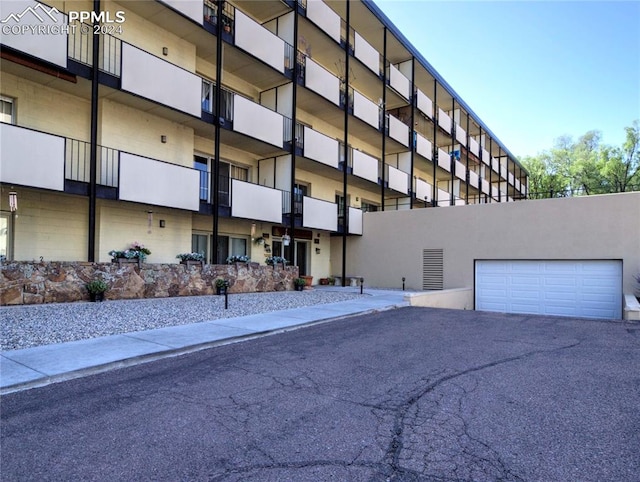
top-left (86, 279), bottom-right (108, 302)
top-left (293, 278), bottom-right (306, 291)
top-left (215, 278), bottom-right (227, 295)
top-left (109, 241), bottom-right (151, 267)
top-left (328, 276), bottom-right (336, 286)
top-left (226, 255), bottom-right (250, 265)
top-left (265, 256), bottom-right (288, 267)
top-left (176, 252), bottom-right (205, 267)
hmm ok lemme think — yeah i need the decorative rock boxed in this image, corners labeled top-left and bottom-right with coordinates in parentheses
top-left (0, 261), bottom-right (299, 305)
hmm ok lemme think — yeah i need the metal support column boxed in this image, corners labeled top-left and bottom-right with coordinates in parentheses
top-left (87, 0), bottom-right (100, 262)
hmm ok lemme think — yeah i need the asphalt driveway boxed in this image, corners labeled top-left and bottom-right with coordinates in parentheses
top-left (1, 307), bottom-right (638, 481)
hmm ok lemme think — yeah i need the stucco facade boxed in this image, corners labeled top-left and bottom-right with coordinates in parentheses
top-left (342, 192), bottom-right (640, 295)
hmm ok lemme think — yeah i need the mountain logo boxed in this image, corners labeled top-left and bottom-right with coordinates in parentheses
top-left (1, 4), bottom-right (61, 24)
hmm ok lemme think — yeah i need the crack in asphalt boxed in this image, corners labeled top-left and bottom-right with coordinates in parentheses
top-left (382, 341), bottom-right (581, 480)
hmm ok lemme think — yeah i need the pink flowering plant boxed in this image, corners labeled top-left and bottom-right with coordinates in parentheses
top-left (109, 241), bottom-right (151, 261)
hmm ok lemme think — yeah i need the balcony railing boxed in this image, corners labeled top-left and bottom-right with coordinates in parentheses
top-left (283, 118), bottom-right (304, 150)
top-left (201, 78), bottom-right (235, 121)
top-left (68, 24), bottom-right (121, 76)
top-left (65, 138), bottom-right (119, 187)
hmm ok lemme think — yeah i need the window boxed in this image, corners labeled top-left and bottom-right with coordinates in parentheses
top-left (0, 96), bottom-right (15, 124)
top-left (194, 155), bottom-right (249, 205)
top-left (192, 232), bottom-right (248, 264)
top-left (361, 201), bottom-right (379, 213)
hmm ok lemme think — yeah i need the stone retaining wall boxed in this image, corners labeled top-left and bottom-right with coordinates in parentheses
top-left (0, 262), bottom-right (299, 305)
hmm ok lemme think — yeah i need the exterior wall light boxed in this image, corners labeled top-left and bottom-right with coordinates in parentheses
top-left (9, 191), bottom-right (18, 212)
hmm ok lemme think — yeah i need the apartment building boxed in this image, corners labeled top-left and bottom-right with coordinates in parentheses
top-left (0, 0), bottom-right (528, 283)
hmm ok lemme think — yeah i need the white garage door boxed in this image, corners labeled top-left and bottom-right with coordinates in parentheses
top-left (475, 260), bottom-right (622, 319)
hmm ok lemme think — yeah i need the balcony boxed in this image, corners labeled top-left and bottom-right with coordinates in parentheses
top-left (438, 109), bottom-right (452, 134)
top-left (303, 196), bottom-right (338, 231)
top-left (455, 124), bottom-right (467, 146)
top-left (454, 160), bottom-right (466, 181)
top-left (67, 31), bottom-right (202, 117)
top-left (301, 126), bottom-right (340, 169)
top-left (299, 55), bottom-right (341, 106)
top-left (415, 132), bottom-right (433, 161)
top-left (469, 170), bottom-right (479, 189)
top-left (415, 178), bottom-right (433, 203)
top-left (387, 165), bottom-right (409, 195)
top-left (469, 138), bottom-right (480, 158)
top-left (163, 0), bottom-right (204, 24)
top-left (437, 148), bottom-right (451, 172)
top-left (348, 207), bottom-right (363, 235)
top-left (387, 64), bottom-right (410, 100)
top-left (234, 9), bottom-right (285, 74)
top-left (437, 188), bottom-right (450, 207)
top-left (306, 0), bottom-right (341, 44)
top-left (481, 178), bottom-right (490, 195)
top-left (231, 179), bottom-right (283, 223)
top-left (481, 147), bottom-right (490, 165)
top-left (351, 149), bottom-right (379, 184)
top-left (1, 124), bottom-right (199, 210)
top-left (0, 123), bottom-right (65, 191)
top-left (354, 31), bottom-right (380, 76)
top-left (387, 114), bottom-right (409, 147)
top-left (353, 90), bottom-right (380, 129)
top-left (416, 89), bottom-right (433, 119)
top-left (0, 0), bottom-right (67, 68)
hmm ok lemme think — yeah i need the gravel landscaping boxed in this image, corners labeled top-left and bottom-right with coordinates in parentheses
top-left (1, 290), bottom-right (366, 351)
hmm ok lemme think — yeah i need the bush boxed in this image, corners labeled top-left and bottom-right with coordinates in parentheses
top-left (86, 280), bottom-right (109, 293)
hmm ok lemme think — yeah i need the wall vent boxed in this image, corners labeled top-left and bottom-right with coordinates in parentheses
top-left (422, 248), bottom-right (443, 290)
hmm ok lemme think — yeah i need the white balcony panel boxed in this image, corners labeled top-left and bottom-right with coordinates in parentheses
top-left (352, 150), bottom-right (378, 183)
top-left (455, 124), bottom-right (467, 146)
top-left (161, 0), bottom-right (203, 24)
top-left (469, 170), bottom-right (479, 189)
top-left (492, 185), bottom-right (500, 199)
top-left (0, 124), bottom-right (64, 191)
top-left (388, 166), bottom-right (409, 194)
top-left (492, 157), bottom-right (500, 172)
top-left (119, 153), bottom-right (199, 211)
top-left (481, 147), bottom-right (490, 164)
top-left (454, 160), bottom-right (466, 180)
top-left (416, 90), bottom-right (433, 118)
top-left (303, 126), bottom-right (339, 168)
top-left (305, 58), bottom-right (340, 105)
top-left (481, 178), bottom-right (490, 194)
top-left (354, 31), bottom-right (380, 75)
top-left (353, 91), bottom-right (380, 129)
top-left (121, 43), bottom-right (201, 116)
top-left (455, 198), bottom-right (466, 206)
top-left (438, 109), bottom-right (451, 133)
top-left (303, 197), bottom-right (337, 231)
top-left (231, 179), bottom-right (282, 223)
top-left (508, 172), bottom-right (515, 185)
top-left (515, 179), bottom-right (521, 191)
top-left (233, 95), bottom-right (283, 148)
top-left (437, 148), bottom-right (450, 171)
top-left (388, 115), bottom-right (409, 147)
top-left (437, 188), bottom-right (450, 206)
top-left (0, 0), bottom-right (67, 67)
top-left (415, 132), bottom-right (432, 160)
top-left (469, 138), bottom-right (480, 157)
top-left (501, 165), bottom-right (508, 179)
top-left (235, 10), bottom-right (284, 73)
top-left (306, 0), bottom-right (340, 43)
top-left (415, 178), bottom-right (432, 203)
top-left (389, 64), bottom-right (410, 100)
top-left (348, 207), bottom-right (363, 235)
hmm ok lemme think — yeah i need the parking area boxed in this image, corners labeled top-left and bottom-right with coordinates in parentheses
top-left (1, 306), bottom-right (639, 481)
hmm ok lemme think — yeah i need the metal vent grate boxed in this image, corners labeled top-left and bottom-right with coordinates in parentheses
top-left (423, 249), bottom-right (443, 290)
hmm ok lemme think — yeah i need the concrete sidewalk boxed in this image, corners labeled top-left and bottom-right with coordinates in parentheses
top-left (0, 289), bottom-right (410, 394)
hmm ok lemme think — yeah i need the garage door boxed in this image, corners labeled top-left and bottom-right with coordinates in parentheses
top-left (475, 260), bottom-right (622, 319)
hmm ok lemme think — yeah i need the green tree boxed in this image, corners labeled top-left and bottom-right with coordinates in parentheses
top-left (521, 121), bottom-right (639, 198)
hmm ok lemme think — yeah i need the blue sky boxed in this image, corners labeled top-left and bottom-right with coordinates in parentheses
top-left (374, 0), bottom-right (640, 159)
